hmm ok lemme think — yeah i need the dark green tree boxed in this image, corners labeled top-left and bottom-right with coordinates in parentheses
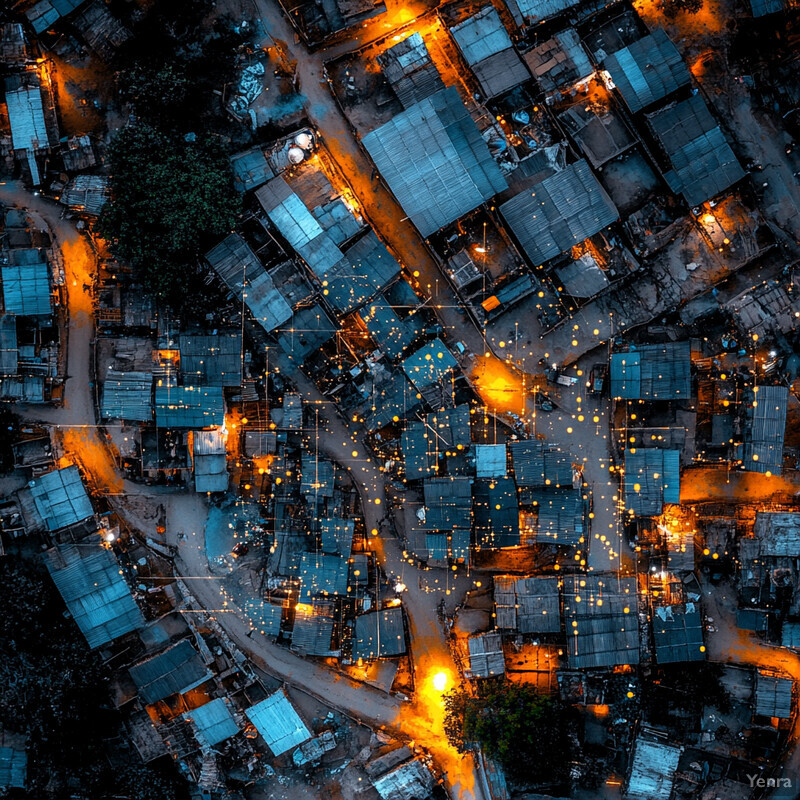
top-left (97, 124), bottom-right (240, 301)
top-left (662, 0), bottom-right (703, 17)
top-left (443, 681), bottom-right (573, 787)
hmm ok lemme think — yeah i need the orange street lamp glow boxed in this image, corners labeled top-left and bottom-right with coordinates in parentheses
top-left (433, 672), bottom-right (448, 692)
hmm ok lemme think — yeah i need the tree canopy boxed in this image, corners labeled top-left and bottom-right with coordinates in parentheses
top-left (97, 124), bottom-right (240, 301)
top-left (443, 681), bottom-right (573, 787)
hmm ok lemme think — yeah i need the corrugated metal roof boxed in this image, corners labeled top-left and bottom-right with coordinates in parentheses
top-left (241, 597), bottom-right (283, 635)
top-left (101, 370), bottom-right (152, 422)
top-left (206, 233), bottom-right (292, 333)
top-left (502, 0), bottom-right (580, 27)
top-left (653, 604), bottom-right (704, 663)
top-left (525, 487), bottom-right (585, 545)
top-left (312, 198), bottom-right (363, 245)
top-left (610, 341), bottom-right (691, 399)
top-left (362, 87), bottom-right (507, 237)
top-left (185, 697), bottom-right (239, 747)
top-left (473, 49), bottom-right (531, 99)
top-left (44, 542), bottom-right (143, 648)
top-left (648, 95), bottom-right (745, 206)
top-left (473, 477), bottom-right (519, 548)
top-left (742, 385), bottom-right (787, 474)
top-left (500, 160), bottom-right (618, 265)
top-left (364, 371), bottom-right (421, 432)
top-left (626, 737), bottom-right (681, 800)
top-left (495, 575), bottom-right (561, 633)
top-left (782, 622), bottom-right (800, 649)
top-left (0, 314), bottom-right (18, 376)
top-left (563, 573), bottom-right (639, 668)
top-left (475, 443), bottom-right (506, 478)
top-left (402, 338), bottom-right (457, 390)
top-left (193, 430), bottom-right (227, 492)
top-left (256, 177), bottom-right (344, 277)
top-left (275, 303), bottom-right (336, 360)
top-left (510, 439), bottom-right (574, 488)
top-left (2, 261), bottom-right (51, 316)
top-left (292, 609), bottom-right (335, 656)
top-left (298, 552), bottom-right (349, 599)
top-left (245, 689), bottom-right (311, 756)
top-left (283, 392), bottom-right (303, 429)
top-left (60, 174), bottom-right (109, 215)
top-left (468, 631), bottom-right (505, 677)
top-left (525, 29), bottom-right (593, 93)
top-left (378, 32), bottom-right (445, 109)
top-left (402, 421), bottom-right (435, 480)
top-left (624, 449), bottom-right (680, 517)
top-left (5, 85), bottom-right (50, 150)
top-left (320, 517), bottom-right (354, 556)
top-left (423, 476), bottom-right (472, 530)
top-left (231, 147), bottom-right (275, 193)
top-left (30, 466), bottom-right (93, 531)
top-left (603, 30), bottom-right (690, 114)
top-left (129, 640), bottom-right (211, 704)
top-left (179, 334), bottom-right (242, 387)
top-left (301, 452), bottom-right (335, 498)
top-left (755, 672), bottom-right (793, 718)
top-left (26, 0), bottom-right (84, 32)
top-left (0, 747), bottom-right (26, 790)
top-left (426, 532), bottom-right (448, 560)
top-left (754, 512), bottom-right (800, 557)
top-left (352, 606), bottom-right (406, 659)
top-left (373, 757), bottom-right (434, 800)
top-left (751, 0), bottom-right (783, 15)
top-left (559, 102), bottom-right (635, 168)
top-left (320, 231), bottom-right (401, 314)
top-left (555, 253), bottom-right (609, 299)
top-left (155, 385), bottom-right (224, 429)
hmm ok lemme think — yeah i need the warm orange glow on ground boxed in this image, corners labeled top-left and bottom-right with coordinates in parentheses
top-left (432, 671), bottom-right (448, 692)
top-left (469, 355), bottom-right (529, 416)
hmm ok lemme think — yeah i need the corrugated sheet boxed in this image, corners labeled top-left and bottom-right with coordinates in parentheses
top-left (525, 29), bottom-right (593, 93)
top-left (468, 631), bottom-right (505, 676)
top-left (185, 697), bottom-right (239, 747)
top-left (44, 542), bottom-right (143, 648)
top-left (292, 610), bottom-right (335, 656)
top-left (426, 532), bottom-right (448, 560)
top-left (559, 102), bottom-right (635, 168)
top-left (5, 85), bottom-right (49, 150)
top-left (30, 466), bottom-right (93, 531)
top-left (320, 517), bottom-right (354, 556)
top-left (653, 605), bottom-right (704, 663)
top-left (610, 341), bottom-right (691, 399)
top-left (352, 606), bottom-right (406, 659)
top-left (362, 87), bottom-right (507, 237)
top-left (782, 622), bottom-right (800, 649)
top-left (500, 160), bottom-right (618, 265)
top-left (298, 552), bottom-right (349, 599)
top-left (751, 0), bottom-right (783, 15)
top-left (473, 477), bottom-right (519, 548)
top-left (472, 49), bottom-right (531, 99)
top-left (60, 174), bottom-right (109, 215)
top-left (626, 737), bottom-right (681, 800)
top-left (274, 303), bottom-right (336, 360)
top-left (129, 640), bottom-right (211, 705)
top-left (555, 253), bottom-right (609, 299)
top-left (503, 0), bottom-right (580, 27)
top-left (206, 233), bottom-right (292, 333)
top-left (283, 392), bottom-right (303, 430)
top-left (378, 32), bottom-right (445, 109)
top-left (193, 430), bottom-right (227, 492)
top-left (525, 487), bottom-right (585, 545)
top-left (312, 198), bottom-right (362, 245)
top-left (101, 370), bottom-right (152, 422)
top-left (423, 476), bottom-right (472, 530)
top-left (364, 369), bottom-right (421, 432)
top-left (155, 385), bottom-right (224, 429)
top-left (742, 385), bottom-right (787, 474)
top-left (475, 443), bottom-right (506, 478)
top-left (510, 439), bottom-right (574, 488)
top-left (402, 421), bottom-right (435, 480)
top-left (301, 453), bottom-right (335, 498)
top-left (450, 7), bottom-right (513, 65)
top-left (755, 672), bottom-right (793, 718)
top-left (754, 512), bottom-right (800, 557)
top-left (624, 449), bottom-right (680, 517)
top-left (256, 177), bottom-right (344, 277)
top-left (603, 30), bottom-right (690, 113)
top-left (563, 573), bottom-right (639, 668)
top-left (373, 757), bottom-right (434, 800)
top-left (0, 747), bottom-right (26, 789)
top-left (231, 147), bottom-right (275, 193)
top-left (26, 0), bottom-right (84, 32)
top-left (245, 689), bottom-right (311, 756)
top-left (648, 95), bottom-right (745, 206)
top-left (321, 230), bottom-right (401, 314)
top-left (0, 314), bottom-right (18, 376)
top-left (179, 333), bottom-right (242, 387)
top-left (241, 597), bottom-right (283, 635)
top-left (2, 261), bottom-right (51, 316)
top-left (402, 338), bottom-right (457, 390)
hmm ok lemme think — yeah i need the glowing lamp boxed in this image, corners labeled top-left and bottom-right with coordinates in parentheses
top-left (432, 672), bottom-right (448, 692)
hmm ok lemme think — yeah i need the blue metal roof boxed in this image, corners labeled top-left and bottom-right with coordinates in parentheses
top-left (402, 338), bottom-right (458, 389)
top-left (423, 476), bottom-right (472, 530)
top-left (0, 314), bottom-right (18, 376)
top-left (0, 748), bottom-right (26, 790)
top-left (275, 303), bottom-right (336, 361)
top-left (378, 32), bottom-right (445, 109)
top-left (101, 370), bottom-right (152, 422)
top-left (30, 466), bottom-right (93, 531)
top-left (245, 689), bottom-right (311, 756)
top-left (256, 177), bottom-right (344, 278)
top-left (292, 606), bottom-right (335, 656)
top-left (2, 261), bottom-right (51, 316)
top-left (5, 85), bottom-right (49, 150)
top-left (648, 95), bottom-right (745, 206)
top-left (653, 605), bottom-right (704, 664)
top-left (45, 542), bottom-right (144, 649)
top-left (352, 606), bottom-right (406, 659)
top-left (751, 0), bottom-right (783, 15)
top-left (525, 487), bottom-right (585, 546)
top-left (364, 369), bottom-right (421, 432)
top-left (503, 0), bottom-right (579, 27)
top-left (624, 448), bottom-right (680, 517)
top-left (298, 552), bottom-right (349, 599)
top-left (320, 517), bottom-right (354, 556)
top-left (241, 597), bottom-right (283, 636)
top-left (603, 30), bottom-right (690, 114)
top-left (359, 288), bottom-right (423, 360)
top-left (362, 87), bottom-right (508, 237)
top-left (475, 444), bottom-right (506, 478)
top-left (609, 341), bottom-right (691, 400)
top-left (473, 477), bottom-right (519, 549)
top-left (321, 231), bottom-right (401, 314)
top-left (186, 697), bottom-right (240, 747)
top-left (231, 147), bottom-right (275, 193)
top-left (742, 385), bottom-right (787, 474)
top-left (402, 421), bottom-right (435, 480)
top-left (500, 160), bottom-right (618, 265)
top-left (312, 198), bottom-right (362, 245)
top-left (129, 640), bottom-right (211, 704)
top-left (179, 333), bottom-right (242, 387)
top-left (155, 384), bottom-right (224, 428)
top-left (510, 439), bottom-right (574, 488)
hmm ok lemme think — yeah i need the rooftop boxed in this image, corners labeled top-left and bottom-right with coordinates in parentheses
top-left (184, 697), bottom-right (240, 748)
top-left (378, 32), bottom-right (445, 109)
top-left (468, 632), bottom-right (505, 677)
top-left (292, 608), bottom-right (335, 656)
top-left (755, 671), bottom-right (793, 719)
top-left (475, 443), bottom-right (507, 478)
top-left (245, 688), bottom-right (311, 756)
top-left (524, 29), bottom-right (593, 94)
top-left (25, 0), bottom-right (84, 33)
top-left (494, 575), bottom-right (561, 633)
top-left (610, 341), bottom-right (691, 400)
top-left (626, 735), bottom-right (681, 800)
top-left (5, 85), bottom-right (50, 151)
top-left (653, 604), bottom-right (704, 664)
top-left (275, 303), bottom-right (336, 360)
top-left (423, 476), bottom-right (472, 531)
top-left (30, 466), bottom-right (94, 531)
top-left (0, 748), bottom-right (26, 790)
top-left (154, 384), bottom-right (224, 429)
top-left (510, 439), bottom-right (574, 488)
top-left (179, 333), bottom-right (243, 388)
top-left (624, 448), bottom-right (680, 517)
top-left (473, 477), bottom-right (520, 549)
top-left (231, 147), bottom-right (275, 193)
top-left (502, 0), bottom-right (580, 27)
top-left (44, 542), bottom-right (144, 649)
top-left (101, 370), bottom-right (153, 422)
top-left (753, 512), bottom-right (800, 557)
top-left (525, 488), bottom-right (586, 546)
top-left (129, 640), bottom-right (211, 705)
top-left (362, 87), bottom-right (507, 237)
top-left (402, 338), bottom-right (458, 390)
top-left (319, 517), bottom-right (354, 556)
top-left (648, 95), bottom-right (746, 206)
top-left (741, 385), bottom-right (787, 475)
top-left (499, 160), bottom-right (618, 265)
top-left (2, 261), bottom-right (51, 316)
top-left (298, 552), bottom-right (349, 600)
top-left (352, 606), bottom-right (407, 659)
top-left (602, 29), bottom-right (691, 113)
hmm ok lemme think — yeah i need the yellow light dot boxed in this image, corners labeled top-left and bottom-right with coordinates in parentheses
top-left (593, 329), bottom-right (599, 335)
top-left (244, 484), bottom-right (251, 490)
top-left (703, 548), bottom-right (710, 555)
top-left (352, 450), bottom-right (359, 457)
top-left (432, 672), bottom-right (448, 692)
top-left (499, 341), bottom-right (506, 348)
top-left (700, 645), bottom-right (706, 652)
top-left (578, 415), bottom-right (584, 421)
top-left (572, 339), bottom-right (578, 346)
top-left (623, 607), bottom-right (630, 614)
top-left (593, 415), bottom-right (599, 423)
top-left (567, 427), bottom-right (573, 434)
top-left (633, 483), bottom-right (641, 492)
top-left (712, 553), bottom-right (719, 560)
top-left (626, 691), bottom-right (634, 698)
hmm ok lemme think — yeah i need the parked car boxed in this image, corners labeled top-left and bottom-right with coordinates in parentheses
top-left (231, 541), bottom-right (249, 558)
